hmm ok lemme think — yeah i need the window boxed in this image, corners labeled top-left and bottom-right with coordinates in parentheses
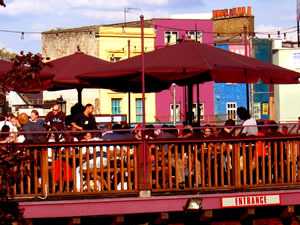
top-left (187, 31), bottom-right (203, 43)
top-left (164, 31), bottom-right (178, 46)
top-left (110, 56), bottom-right (121, 62)
top-left (170, 103), bottom-right (181, 122)
top-left (253, 103), bottom-right (261, 120)
top-left (111, 99), bottom-right (121, 114)
top-left (226, 102), bottom-right (237, 120)
top-left (192, 103), bottom-right (204, 120)
top-left (136, 99), bottom-right (143, 123)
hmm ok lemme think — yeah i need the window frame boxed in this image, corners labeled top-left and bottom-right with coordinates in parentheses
top-left (164, 31), bottom-right (179, 46)
top-left (111, 98), bottom-right (121, 115)
top-left (186, 31), bottom-right (203, 43)
top-left (136, 98), bottom-right (143, 123)
top-left (226, 102), bottom-right (237, 120)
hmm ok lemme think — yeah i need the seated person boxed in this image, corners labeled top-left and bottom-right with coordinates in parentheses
top-left (44, 104), bottom-right (65, 131)
top-left (76, 132), bottom-right (107, 191)
top-left (220, 119), bottom-right (236, 138)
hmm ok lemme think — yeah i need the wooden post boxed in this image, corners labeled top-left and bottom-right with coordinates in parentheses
top-left (40, 148), bottom-right (49, 196)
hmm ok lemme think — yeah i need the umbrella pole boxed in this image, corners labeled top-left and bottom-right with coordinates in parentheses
top-left (140, 15), bottom-right (148, 188)
top-left (244, 25), bottom-right (250, 112)
top-left (188, 84), bottom-right (193, 125)
top-left (246, 84), bottom-right (250, 112)
top-left (77, 88), bottom-right (82, 105)
top-left (197, 83), bottom-right (200, 126)
top-left (128, 40), bottom-right (131, 127)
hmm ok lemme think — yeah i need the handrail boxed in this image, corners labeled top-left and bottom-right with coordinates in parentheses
top-left (1, 135), bottom-right (300, 199)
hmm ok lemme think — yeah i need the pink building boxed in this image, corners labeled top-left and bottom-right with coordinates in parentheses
top-left (151, 18), bottom-right (214, 124)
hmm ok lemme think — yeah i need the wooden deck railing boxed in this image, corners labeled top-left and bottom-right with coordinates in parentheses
top-left (148, 136), bottom-right (300, 192)
top-left (2, 135), bottom-right (300, 198)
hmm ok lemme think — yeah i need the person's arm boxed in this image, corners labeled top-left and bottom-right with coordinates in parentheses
top-left (44, 113), bottom-right (50, 124)
top-left (71, 122), bottom-right (83, 131)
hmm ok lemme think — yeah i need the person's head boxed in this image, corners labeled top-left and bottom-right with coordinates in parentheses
top-left (71, 103), bottom-right (84, 116)
top-left (268, 121), bottom-right (279, 133)
top-left (83, 132), bottom-right (92, 141)
top-left (212, 127), bottom-right (220, 137)
top-left (48, 133), bottom-right (57, 141)
top-left (112, 123), bottom-right (122, 134)
top-left (0, 113), bottom-right (5, 122)
top-left (30, 110), bottom-right (39, 122)
top-left (1, 125), bottom-right (10, 139)
top-left (145, 124), bottom-right (155, 138)
top-left (18, 113), bottom-right (29, 126)
top-left (104, 122), bottom-right (112, 131)
top-left (160, 124), bottom-right (169, 134)
top-left (225, 119), bottom-right (235, 127)
top-left (204, 125), bottom-right (212, 137)
top-left (282, 125), bottom-right (288, 134)
top-left (7, 113), bottom-right (15, 122)
top-left (10, 116), bottom-right (19, 127)
top-left (237, 107), bottom-right (250, 121)
top-left (120, 121), bottom-right (128, 128)
top-left (52, 104), bottom-right (60, 116)
top-left (64, 131), bottom-right (75, 142)
top-left (84, 104), bottom-right (94, 116)
top-left (168, 125), bottom-right (178, 137)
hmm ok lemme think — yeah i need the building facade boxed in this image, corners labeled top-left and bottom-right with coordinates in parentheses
top-left (151, 18), bottom-right (214, 124)
top-left (42, 25), bottom-right (157, 123)
top-left (273, 40), bottom-right (300, 122)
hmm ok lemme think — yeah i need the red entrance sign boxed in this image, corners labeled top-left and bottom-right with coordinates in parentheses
top-left (221, 194), bottom-right (281, 208)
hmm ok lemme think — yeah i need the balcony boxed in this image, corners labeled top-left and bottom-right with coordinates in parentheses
top-left (3, 134), bottom-right (300, 222)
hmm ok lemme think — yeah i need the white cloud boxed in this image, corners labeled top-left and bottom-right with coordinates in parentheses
top-left (0, 0), bottom-right (66, 15)
top-left (77, 7), bottom-right (170, 22)
top-left (26, 33), bottom-right (41, 41)
top-left (65, 0), bottom-right (168, 8)
top-left (142, 9), bottom-right (170, 19)
top-left (65, 0), bottom-right (128, 8)
top-left (0, 0), bottom-right (169, 17)
top-left (135, 0), bottom-right (168, 6)
top-left (79, 9), bottom-right (125, 22)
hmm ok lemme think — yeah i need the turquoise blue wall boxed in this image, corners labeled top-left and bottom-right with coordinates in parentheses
top-left (252, 39), bottom-right (271, 120)
top-left (214, 44), bottom-right (249, 119)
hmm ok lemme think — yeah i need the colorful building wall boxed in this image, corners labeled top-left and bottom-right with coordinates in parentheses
top-left (214, 44), bottom-right (250, 120)
top-left (152, 19), bottom-right (214, 124)
top-left (97, 27), bottom-right (157, 123)
top-left (98, 27), bottom-right (156, 61)
top-left (252, 39), bottom-right (272, 120)
top-left (273, 40), bottom-right (300, 122)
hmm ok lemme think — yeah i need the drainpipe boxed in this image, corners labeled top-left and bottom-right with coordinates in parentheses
top-left (173, 83), bottom-right (176, 126)
top-left (244, 25), bottom-right (250, 113)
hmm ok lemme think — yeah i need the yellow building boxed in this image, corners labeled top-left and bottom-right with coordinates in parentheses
top-left (42, 24), bottom-right (157, 124)
top-left (95, 26), bottom-right (157, 123)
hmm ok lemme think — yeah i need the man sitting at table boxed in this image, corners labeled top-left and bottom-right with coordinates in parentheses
top-left (71, 103), bottom-right (99, 140)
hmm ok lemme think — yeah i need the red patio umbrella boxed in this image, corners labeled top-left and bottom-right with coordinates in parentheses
top-left (77, 41), bottom-right (300, 92)
top-left (44, 51), bottom-right (111, 103)
top-left (0, 59), bottom-right (12, 74)
top-left (46, 51), bottom-right (111, 89)
top-left (0, 59), bottom-right (54, 93)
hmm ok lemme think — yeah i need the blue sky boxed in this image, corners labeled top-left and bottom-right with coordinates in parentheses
top-left (0, 0), bottom-right (298, 54)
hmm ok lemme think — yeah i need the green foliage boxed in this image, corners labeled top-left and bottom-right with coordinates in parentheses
top-left (0, 47), bottom-right (16, 61)
top-left (0, 144), bottom-right (32, 224)
top-left (0, 51), bottom-right (52, 92)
